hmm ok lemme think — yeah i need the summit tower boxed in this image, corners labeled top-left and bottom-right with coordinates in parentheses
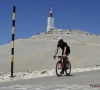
top-left (46, 5), bottom-right (54, 32)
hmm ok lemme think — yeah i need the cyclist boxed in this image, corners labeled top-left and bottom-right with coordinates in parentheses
top-left (53, 37), bottom-right (70, 74)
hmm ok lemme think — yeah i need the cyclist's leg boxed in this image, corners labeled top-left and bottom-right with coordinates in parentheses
top-left (62, 53), bottom-right (70, 69)
top-left (60, 56), bottom-right (63, 65)
top-left (65, 53), bottom-right (71, 69)
top-left (60, 56), bottom-right (68, 74)
top-left (63, 53), bottom-right (69, 63)
top-left (61, 52), bottom-right (68, 74)
top-left (66, 52), bottom-right (70, 61)
top-left (60, 57), bottom-right (64, 74)
top-left (66, 53), bottom-right (69, 63)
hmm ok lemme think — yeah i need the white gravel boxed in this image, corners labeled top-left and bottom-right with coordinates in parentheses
top-left (0, 66), bottom-right (100, 82)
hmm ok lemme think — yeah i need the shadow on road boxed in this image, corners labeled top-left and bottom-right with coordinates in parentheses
top-left (67, 74), bottom-right (74, 76)
top-left (61, 74), bottom-right (74, 77)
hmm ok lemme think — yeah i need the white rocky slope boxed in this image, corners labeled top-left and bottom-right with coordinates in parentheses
top-left (0, 30), bottom-right (100, 73)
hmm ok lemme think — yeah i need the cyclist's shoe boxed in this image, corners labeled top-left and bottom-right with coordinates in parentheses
top-left (60, 70), bottom-right (64, 74)
top-left (65, 67), bottom-right (68, 69)
top-left (60, 71), bottom-right (64, 74)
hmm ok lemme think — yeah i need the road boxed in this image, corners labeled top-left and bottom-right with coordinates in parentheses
top-left (0, 70), bottom-right (100, 90)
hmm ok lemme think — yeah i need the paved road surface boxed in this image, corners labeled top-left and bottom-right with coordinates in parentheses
top-left (0, 70), bottom-right (100, 90)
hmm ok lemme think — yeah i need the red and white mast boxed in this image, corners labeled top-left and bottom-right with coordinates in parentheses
top-left (50, 5), bottom-right (53, 17)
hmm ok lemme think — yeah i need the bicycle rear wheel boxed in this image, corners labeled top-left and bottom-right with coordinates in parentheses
top-left (65, 61), bottom-right (71, 76)
top-left (56, 61), bottom-right (62, 77)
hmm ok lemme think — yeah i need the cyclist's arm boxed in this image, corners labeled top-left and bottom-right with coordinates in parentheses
top-left (63, 46), bottom-right (67, 55)
top-left (54, 47), bottom-right (59, 56)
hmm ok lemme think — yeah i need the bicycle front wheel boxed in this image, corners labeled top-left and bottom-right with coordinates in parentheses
top-left (56, 61), bottom-right (62, 77)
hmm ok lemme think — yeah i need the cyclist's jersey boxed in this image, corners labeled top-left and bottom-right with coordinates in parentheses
top-left (57, 42), bottom-right (68, 55)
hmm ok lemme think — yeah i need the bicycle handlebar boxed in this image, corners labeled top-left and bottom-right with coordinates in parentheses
top-left (55, 56), bottom-right (62, 59)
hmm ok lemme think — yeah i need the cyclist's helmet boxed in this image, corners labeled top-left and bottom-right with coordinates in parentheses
top-left (58, 37), bottom-right (63, 42)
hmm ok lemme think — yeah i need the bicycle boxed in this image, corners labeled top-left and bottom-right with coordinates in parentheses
top-left (55, 56), bottom-right (71, 77)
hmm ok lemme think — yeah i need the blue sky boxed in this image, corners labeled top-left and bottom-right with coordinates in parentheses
top-left (0, 0), bottom-right (100, 45)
